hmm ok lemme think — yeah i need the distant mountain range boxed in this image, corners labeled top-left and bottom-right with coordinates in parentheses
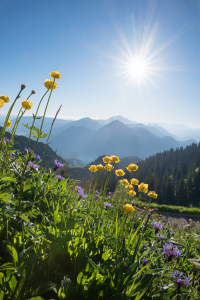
top-left (1, 115), bottom-right (198, 164)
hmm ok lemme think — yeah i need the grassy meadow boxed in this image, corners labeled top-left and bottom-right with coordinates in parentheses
top-left (1, 74), bottom-right (200, 299)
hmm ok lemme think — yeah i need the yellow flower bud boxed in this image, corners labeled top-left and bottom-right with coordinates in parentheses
top-left (105, 164), bottom-right (114, 171)
top-left (103, 156), bottom-right (112, 163)
top-left (0, 95), bottom-right (9, 103)
top-left (126, 164), bottom-right (138, 172)
top-left (50, 71), bottom-right (62, 79)
top-left (128, 190), bottom-right (136, 196)
top-left (123, 204), bottom-right (135, 212)
top-left (22, 99), bottom-right (33, 110)
top-left (138, 182), bottom-right (148, 193)
top-left (115, 169), bottom-right (125, 176)
top-left (44, 79), bottom-right (59, 90)
top-left (147, 191), bottom-right (158, 199)
top-left (110, 155), bottom-right (120, 163)
top-left (130, 178), bottom-right (139, 185)
top-left (125, 184), bottom-right (134, 191)
top-left (96, 164), bottom-right (105, 172)
top-left (89, 165), bottom-right (97, 172)
top-left (120, 179), bottom-right (129, 186)
top-left (7, 120), bottom-right (12, 128)
top-left (0, 99), bottom-right (4, 108)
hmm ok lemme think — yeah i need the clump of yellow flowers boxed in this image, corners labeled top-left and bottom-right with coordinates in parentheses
top-left (88, 155), bottom-right (158, 214)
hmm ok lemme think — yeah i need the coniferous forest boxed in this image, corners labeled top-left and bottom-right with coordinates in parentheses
top-left (107, 142), bottom-right (200, 207)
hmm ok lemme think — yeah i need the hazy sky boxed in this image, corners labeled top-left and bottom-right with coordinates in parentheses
top-left (1, 0), bottom-right (200, 126)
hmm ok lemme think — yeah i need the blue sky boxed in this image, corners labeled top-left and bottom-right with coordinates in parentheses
top-left (1, 0), bottom-right (200, 126)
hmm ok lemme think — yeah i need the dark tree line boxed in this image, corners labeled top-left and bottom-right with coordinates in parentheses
top-left (108, 143), bottom-right (200, 207)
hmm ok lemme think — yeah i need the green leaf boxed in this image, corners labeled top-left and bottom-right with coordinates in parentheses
top-left (53, 211), bottom-right (61, 225)
top-left (0, 177), bottom-right (16, 182)
top-left (22, 123), bottom-right (30, 130)
top-left (7, 245), bottom-right (18, 267)
top-left (0, 193), bottom-right (12, 202)
top-left (20, 215), bottom-right (30, 223)
top-left (0, 262), bottom-right (15, 271)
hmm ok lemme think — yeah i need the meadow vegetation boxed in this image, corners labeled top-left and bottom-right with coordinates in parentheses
top-left (0, 73), bottom-right (200, 299)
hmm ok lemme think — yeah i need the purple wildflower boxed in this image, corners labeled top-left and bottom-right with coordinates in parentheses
top-left (107, 196), bottom-right (111, 199)
top-left (186, 234), bottom-right (190, 238)
top-left (3, 137), bottom-right (10, 143)
top-left (54, 159), bottom-right (64, 171)
top-left (95, 190), bottom-right (100, 194)
top-left (28, 161), bottom-right (40, 170)
top-left (156, 233), bottom-right (165, 242)
top-left (171, 231), bottom-right (176, 236)
top-left (172, 270), bottom-right (191, 289)
top-left (163, 243), bottom-right (182, 261)
top-left (104, 202), bottom-right (112, 209)
top-left (108, 192), bottom-right (113, 195)
top-left (76, 185), bottom-right (87, 198)
top-left (33, 153), bottom-right (40, 160)
top-left (56, 175), bottom-right (65, 181)
top-left (143, 257), bottom-right (149, 266)
top-left (152, 221), bottom-right (164, 234)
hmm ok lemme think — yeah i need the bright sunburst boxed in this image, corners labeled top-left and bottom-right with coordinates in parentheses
top-left (125, 57), bottom-right (149, 84)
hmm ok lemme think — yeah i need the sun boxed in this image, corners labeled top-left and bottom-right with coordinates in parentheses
top-left (128, 58), bottom-right (148, 81)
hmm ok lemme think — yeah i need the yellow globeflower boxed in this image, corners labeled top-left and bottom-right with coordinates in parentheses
top-left (105, 164), bottom-right (114, 171)
top-left (7, 120), bottom-right (12, 128)
top-left (50, 71), bottom-right (62, 79)
top-left (126, 164), bottom-right (138, 172)
top-left (189, 219), bottom-right (192, 222)
top-left (22, 100), bottom-right (33, 110)
top-left (125, 184), bottom-right (134, 191)
top-left (110, 155), bottom-right (120, 163)
top-left (103, 156), bottom-right (112, 164)
top-left (44, 79), bottom-right (59, 90)
top-left (96, 164), bottom-right (105, 172)
top-left (120, 179), bottom-right (129, 186)
top-left (115, 169), bottom-right (125, 176)
top-left (138, 182), bottom-right (148, 193)
top-left (0, 99), bottom-right (4, 108)
top-left (197, 221), bottom-right (199, 223)
top-left (0, 95), bottom-right (9, 103)
top-left (148, 191), bottom-right (158, 199)
top-left (143, 207), bottom-right (146, 209)
top-left (89, 165), bottom-right (97, 172)
top-left (123, 204), bottom-right (135, 212)
top-left (131, 178), bottom-right (139, 185)
top-left (128, 190), bottom-right (136, 196)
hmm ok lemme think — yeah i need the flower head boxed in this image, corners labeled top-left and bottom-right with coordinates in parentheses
top-left (103, 156), bottom-right (112, 163)
top-left (125, 184), bottom-right (134, 191)
top-left (148, 191), bottom-right (158, 199)
top-left (104, 202), bottom-right (112, 209)
top-left (31, 90), bottom-right (36, 94)
top-left (163, 243), bottom-right (182, 260)
top-left (152, 221), bottom-right (164, 233)
top-left (96, 164), bottom-right (105, 172)
top-left (28, 161), bottom-right (40, 170)
top-left (50, 71), bottom-right (62, 79)
top-left (21, 84), bottom-right (26, 90)
top-left (105, 164), bottom-right (114, 171)
top-left (172, 270), bottom-right (191, 289)
top-left (0, 99), bottom-right (4, 108)
top-left (7, 120), bottom-right (12, 128)
top-left (131, 178), bottom-right (139, 185)
top-left (123, 204), bottom-right (135, 213)
top-left (3, 137), bottom-right (10, 143)
top-left (120, 179), bottom-right (129, 186)
top-left (143, 257), bottom-right (149, 266)
top-left (115, 169), bottom-right (125, 176)
top-left (0, 95), bottom-right (9, 103)
top-left (44, 79), bottom-right (59, 90)
top-left (128, 190), bottom-right (136, 196)
top-left (110, 155), bottom-right (120, 163)
top-left (126, 164), bottom-right (138, 172)
top-left (56, 175), bottom-right (65, 181)
top-left (89, 165), bottom-right (97, 172)
top-left (54, 159), bottom-right (64, 169)
top-left (138, 182), bottom-right (148, 193)
top-left (22, 99), bottom-right (33, 110)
